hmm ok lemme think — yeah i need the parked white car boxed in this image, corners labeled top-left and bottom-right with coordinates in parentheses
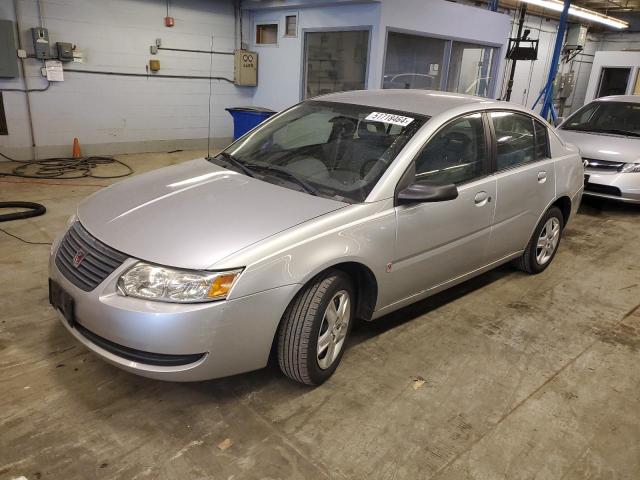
top-left (558, 95), bottom-right (640, 203)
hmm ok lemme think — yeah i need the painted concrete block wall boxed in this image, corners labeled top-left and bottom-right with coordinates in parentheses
top-left (0, 0), bottom-right (252, 158)
top-left (248, 0), bottom-right (511, 111)
top-left (501, 15), bottom-right (559, 109)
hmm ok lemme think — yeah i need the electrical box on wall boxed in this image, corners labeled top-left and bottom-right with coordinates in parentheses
top-left (31, 27), bottom-right (51, 59)
top-left (565, 24), bottom-right (587, 50)
top-left (0, 19), bottom-right (19, 78)
top-left (56, 42), bottom-right (74, 62)
top-left (234, 50), bottom-right (257, 86)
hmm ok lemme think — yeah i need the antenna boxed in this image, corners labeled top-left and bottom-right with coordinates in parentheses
top-left (206, 35), bottom-right (214, 160)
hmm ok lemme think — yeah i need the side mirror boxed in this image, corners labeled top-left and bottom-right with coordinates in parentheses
top-left (396, 180), bottom-right (458, 205)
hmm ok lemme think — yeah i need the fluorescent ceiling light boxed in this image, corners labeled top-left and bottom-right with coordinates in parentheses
top-left (519, 0), bottom-right (629, 29)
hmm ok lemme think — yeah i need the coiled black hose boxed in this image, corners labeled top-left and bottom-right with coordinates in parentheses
top-left (0, 201), bottom-right (47, 222)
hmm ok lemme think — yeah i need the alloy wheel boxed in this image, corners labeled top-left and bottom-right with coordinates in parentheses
top-left (535, 217), bottom-right (561, 265)
top-left (317, 290), bottom-right (351, 370)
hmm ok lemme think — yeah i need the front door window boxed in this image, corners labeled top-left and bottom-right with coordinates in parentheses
top-left (414, 113), bottom-right (488, 184)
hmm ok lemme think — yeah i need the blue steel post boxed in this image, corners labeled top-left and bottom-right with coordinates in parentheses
top-left (535, 0), bottom-right (571, 121)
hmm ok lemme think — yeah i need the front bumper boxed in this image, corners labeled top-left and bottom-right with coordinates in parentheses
top-left (584, 169), bottom-right (640, 204)
top-left (49, 243), bottom-right (298, 382)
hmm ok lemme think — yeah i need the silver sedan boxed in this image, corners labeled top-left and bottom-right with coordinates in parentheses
top-left (559, 95), bottom-right (640, 204)
top-left (49, 90), bottom-right (584, 385)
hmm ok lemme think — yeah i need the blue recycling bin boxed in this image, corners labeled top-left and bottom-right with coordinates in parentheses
top-left (226, 107), bottom-right (276, 140)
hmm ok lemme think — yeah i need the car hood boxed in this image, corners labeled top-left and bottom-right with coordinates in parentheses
top-left (559, 130), bottom-right (640, 162)
top-left (77, 158), bottom-right (348, 269)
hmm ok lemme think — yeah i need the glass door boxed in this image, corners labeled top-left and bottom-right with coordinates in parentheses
top-left (303, 30), bottom-right (369, 99)
top-left (383, 32), bottom-right (447, 90)
top-left (446, 42), bottom-right (497, 97)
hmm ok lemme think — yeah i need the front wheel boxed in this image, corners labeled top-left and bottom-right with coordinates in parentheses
top-left (277, 270), bottom-right (354, 385)
top-left (515, 206), bottom-right (564, 274)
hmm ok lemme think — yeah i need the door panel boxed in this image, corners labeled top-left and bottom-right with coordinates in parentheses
top-left (488, 159), bottom-right (555, 260)
top-left (383, 112), bottom-right (495, 307)
top-left (385, 176), bottom-right (497, 306)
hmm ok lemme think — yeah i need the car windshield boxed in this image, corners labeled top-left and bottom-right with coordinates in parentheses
top-left (212, 101), bottom-right (428, 203)
top-left (561, 101), bottom-right (640, 137)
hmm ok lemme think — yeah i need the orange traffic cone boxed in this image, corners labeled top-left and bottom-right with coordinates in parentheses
top-left (72, 137), bottom-right (81, 158)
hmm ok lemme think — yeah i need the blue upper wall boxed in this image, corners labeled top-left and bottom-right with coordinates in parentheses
top-left (246, 0), bottom-right (511, 110)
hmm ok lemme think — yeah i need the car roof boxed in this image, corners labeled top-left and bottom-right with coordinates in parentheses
top-left (316, 89), bottom-right (507, 117)
top-left (595, 95), bottom-right (640, 104)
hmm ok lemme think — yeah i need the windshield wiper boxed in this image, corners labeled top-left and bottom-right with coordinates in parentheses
top-left (213, 152), bottom-right (256, 177)
top-left (247, 164), bottom-right (319, 196)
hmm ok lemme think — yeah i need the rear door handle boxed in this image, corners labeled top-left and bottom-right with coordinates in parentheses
top-left (474, 191), bottom-right (491, 206)
top-left (537, 171), bottom-right (547, 183)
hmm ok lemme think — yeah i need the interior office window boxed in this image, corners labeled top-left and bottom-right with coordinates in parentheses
top-left (597, 67), bottom-right (631, 98)
top-left (303, 30), bottom-right (369, 98)
top-left (414, 113), bottom-right (487, 185)
top-left (256, 24), bottom-right (278, 45)
top-left (447, 42), bottom-right (497, 97)
top-left (534, 120), bottom-right (550, 160)
top-left (491, 112), bottom-right (536, 170)
top-left (383, 32), bottom-right (446, 90)
top-left (285, 15), bottom-right (297, 37)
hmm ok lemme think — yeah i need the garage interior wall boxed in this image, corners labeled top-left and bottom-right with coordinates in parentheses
top-left (499, 11), bottom-right (640, 116)
top-left (248, 0), bottom-right (511, 111)
top-left (0, 0), bottom-right (254, 159)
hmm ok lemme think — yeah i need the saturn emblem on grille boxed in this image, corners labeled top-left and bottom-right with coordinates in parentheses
top-left (73, 250), bottom-right (86, 268)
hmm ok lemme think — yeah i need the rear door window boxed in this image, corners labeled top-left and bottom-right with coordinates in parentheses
top-left (490, 111), bottom-right (536, 170)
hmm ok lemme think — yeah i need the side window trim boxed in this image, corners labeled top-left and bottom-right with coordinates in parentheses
top-left (409, 110), bottom-right (492, 187)
top-left (483, 110), bottom-right (497, 174)
top-left (533, 119), bottom-right (551, 159)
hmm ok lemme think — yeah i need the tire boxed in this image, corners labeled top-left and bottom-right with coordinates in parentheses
top-left (515, 206), bottom-right (564, 274)
top-left (277, 270), bottom-right (354, 386)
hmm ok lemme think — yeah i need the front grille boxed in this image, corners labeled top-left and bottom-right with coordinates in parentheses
top-left (75, 322), bottom-right (206, 366)
top-left (585, 183), bottom-right (622, 197)
top-left (55, 222), bottom-right (128, 291)
top-left (583, 158), bottom-right (624, 171)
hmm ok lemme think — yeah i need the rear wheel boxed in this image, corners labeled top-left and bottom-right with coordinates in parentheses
top-left (277, 270), bottom-right (354, 385)
top-left (515, 206), bottom-right (564, 274)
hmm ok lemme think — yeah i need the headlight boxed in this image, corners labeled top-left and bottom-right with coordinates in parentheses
top-left (117, 262), bottom-right (242, 303)
top-left (620, 163), bottom-right (640, 173)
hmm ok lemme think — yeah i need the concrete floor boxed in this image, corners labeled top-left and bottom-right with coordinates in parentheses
top-left (1, 150), bottom-right (639, 480)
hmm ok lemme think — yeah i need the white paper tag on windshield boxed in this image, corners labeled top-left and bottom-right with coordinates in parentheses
top-left (365, 112), bottom-right (414, 127)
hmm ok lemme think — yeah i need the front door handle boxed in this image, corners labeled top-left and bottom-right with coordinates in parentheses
top-left (537, 171), bottom-right (547, 183)
top-left (474, 191), bottom-right (491, 206)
